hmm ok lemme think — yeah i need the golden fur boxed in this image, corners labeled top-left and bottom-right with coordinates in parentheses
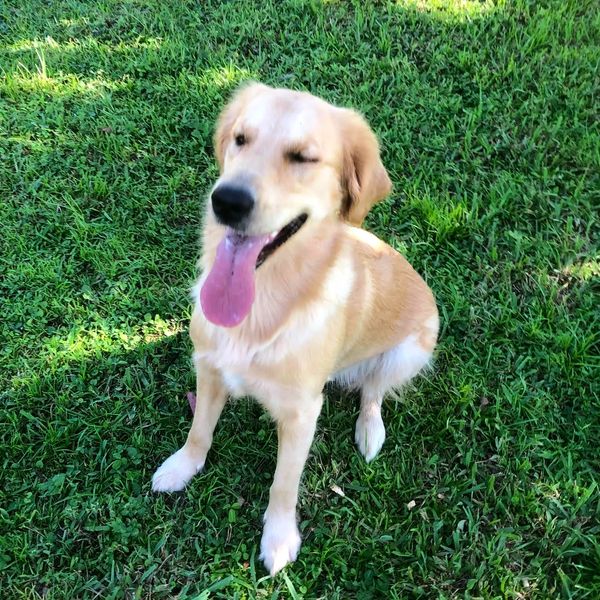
top-left (152, 83), bottom-right (438, 575)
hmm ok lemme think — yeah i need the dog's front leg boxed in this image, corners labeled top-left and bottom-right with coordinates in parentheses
top-left (260, 393), bottom-right (323, 575)
top-left (152, 359), bottom-right (227, 492)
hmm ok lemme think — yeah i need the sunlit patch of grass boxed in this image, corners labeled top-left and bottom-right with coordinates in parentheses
top-left (5, 34), bottom-right (163, 58)
top-left (0, 69), bottom-right (127, 97)
top-left (5, 36), bottom-right (62, 53)
top-left (201, 64), bottom-right (257, 88)
top-left (57, 17), bottom-right (91, 29)
top-left (40, 317), bottom-right (184, 367)
top-left (405, 192), bottom-right (470, 242)
top-left (561, 259), bottom-right (600, 281)
top-left (4, 136), bottom-right (50, 153)
top-left (398, 0), bottom-right (500, 21)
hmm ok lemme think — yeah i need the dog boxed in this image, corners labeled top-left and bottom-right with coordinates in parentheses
top-left (152, 83), bottom-right (439, 575)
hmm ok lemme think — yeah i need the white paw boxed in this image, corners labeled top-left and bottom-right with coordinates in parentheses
top-left (259, 512), bottom-right (301, 576)
top-left (355, 409), bottom-right (386, 462)
top-left (151, 448), bottom-right (204, 492)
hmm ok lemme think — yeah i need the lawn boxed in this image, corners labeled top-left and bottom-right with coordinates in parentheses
top-left (1, 0), bottom-right (598, 597)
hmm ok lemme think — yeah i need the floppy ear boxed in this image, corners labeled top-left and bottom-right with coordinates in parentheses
top-left (214, 82), bottom-right (268, 172)
top-left (338, 108), bottom-right (392, 226)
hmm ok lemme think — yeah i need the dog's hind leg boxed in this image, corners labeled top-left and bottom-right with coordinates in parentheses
top-left (355, 333), bottom-right (435, 462)
top-left (355, 386), bottom-right (386, 462)
top-left (152, 358), bottom-right (227, 492)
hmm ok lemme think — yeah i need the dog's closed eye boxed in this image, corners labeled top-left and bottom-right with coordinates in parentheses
top-left (287, 151), bottom-right (319, 164)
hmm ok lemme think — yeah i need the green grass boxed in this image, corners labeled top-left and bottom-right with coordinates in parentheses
top-left (1, 0), bottom-right (598, 597)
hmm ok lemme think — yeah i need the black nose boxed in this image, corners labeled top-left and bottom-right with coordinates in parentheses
top-left (211, 185), bottom-right (255, 228)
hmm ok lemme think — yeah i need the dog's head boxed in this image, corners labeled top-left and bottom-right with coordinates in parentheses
top-left (200, 83), bottom-right (391, 328)
top-left (211, 82), bottom-right (391, 232)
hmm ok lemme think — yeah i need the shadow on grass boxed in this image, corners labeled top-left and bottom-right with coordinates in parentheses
top-left (4, 327), bottom-right (285, 594)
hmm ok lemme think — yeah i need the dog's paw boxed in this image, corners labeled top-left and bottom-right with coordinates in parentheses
top-left (151, 448), bottom-right (203, 492)
top-left (260, 512), bottom-right (301, 576)
top-left (355, 409), bottom-right (386, 462)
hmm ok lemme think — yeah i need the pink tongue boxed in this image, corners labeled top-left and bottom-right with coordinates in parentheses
top-left (200, 231), bottom-right (273, 327)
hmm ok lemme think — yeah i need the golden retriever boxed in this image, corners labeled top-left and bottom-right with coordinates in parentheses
top-left (152, 83), bottom-right (439, 575)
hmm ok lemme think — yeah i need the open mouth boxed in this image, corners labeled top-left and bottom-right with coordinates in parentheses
top-left (256, 213), bottom-right (308, 268)
top-left (200, 213), bottom-right (309, 328)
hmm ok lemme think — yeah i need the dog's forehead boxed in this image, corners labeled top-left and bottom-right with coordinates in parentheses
top-left (243, 90), bottom-right (330, 139)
